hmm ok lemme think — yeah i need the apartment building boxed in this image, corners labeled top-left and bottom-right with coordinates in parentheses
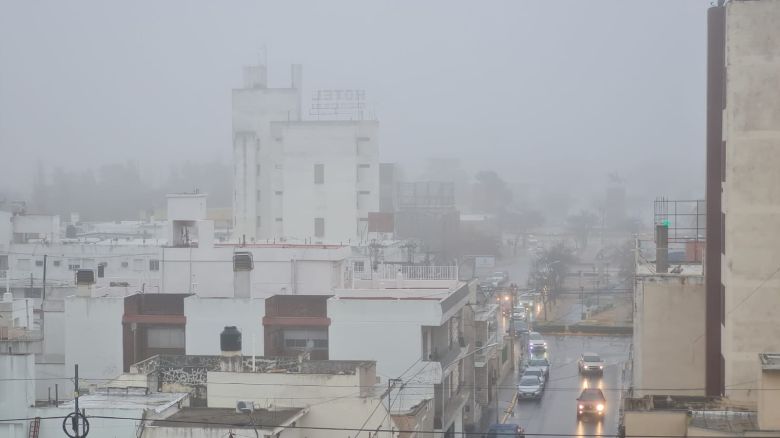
top-left (232, 62), bottom-right (380, 244)
top-left (705, 0), bottom-right (780, 402)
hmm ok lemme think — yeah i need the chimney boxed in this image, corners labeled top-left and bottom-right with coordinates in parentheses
top-left (233, 252), bottom-right (253, 298)
top-left (220, 326), bottom-right (242, 372)
top-left (655, 224), bottom-right (669, 273)
top-left (75, 269), bottom-right (95, 297)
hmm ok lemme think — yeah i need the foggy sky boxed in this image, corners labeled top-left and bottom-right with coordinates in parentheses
top-left (0, 0), bottom-right (709, 201)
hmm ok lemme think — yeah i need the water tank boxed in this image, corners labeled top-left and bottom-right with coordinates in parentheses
top-left (220, 326), bottom-right (242, 352)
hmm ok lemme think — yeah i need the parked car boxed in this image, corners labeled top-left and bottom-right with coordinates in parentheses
top-left (578, 352), bottom-right (605, 375)
top-left (527, 332), bottom-right (547, 352)
top-left (521, 369), bottom-right (546, 387)
top-left (486, 423), bottom-right (525, 438)
top-left (511, 318), bottom-right (530, 336)
top-left (516, 375), bottom-right (544, 400)
top-left (526, 357), bottom-right (550, 378)
top-left (576, 388), bottom-right (606, 421)
top-left (490, 271), bottom-right (510, 286)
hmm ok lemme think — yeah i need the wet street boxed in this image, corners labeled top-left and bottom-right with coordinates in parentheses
top-left (498, 335), bottom-right (631, 437)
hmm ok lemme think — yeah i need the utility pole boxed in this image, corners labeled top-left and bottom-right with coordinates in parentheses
top-left (41, 254), bottom-right (47, 303)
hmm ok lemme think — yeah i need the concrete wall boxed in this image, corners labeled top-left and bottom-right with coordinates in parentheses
top-left (277, 121), bottom-right (379, 244)
top-left (232, 69), bottom-right (301, 241)
top-left (64, 296), bottom-right (125, 382)
top-left (329, 297), bottom-right (440, 378)
top-left (0, 354), bottom-right (35, 438)
top-left (33, 406), bottom-right (144, 438)
top-left (623, 411), bottom-right (688, 437)
top-left (208, 371), bottom-right (390, 438)
top-left (633, 275), bottom-right (706, 396)
top-left (184, 296), bottom-right (265, 356)
top-left (167, 194), bottom-right (207, 221)
top-left (722, 0), bottom-right (780, 403)
top-left (13, 215), bottom-right (60, 242)
top-left (758, 370), bottom-right (780, 430)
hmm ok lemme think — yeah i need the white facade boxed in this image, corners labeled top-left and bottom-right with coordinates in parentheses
top-left (183, 296), bottom-right (265, 356)
top-left (232, 63), bottom-right (380, 244)
top-left (721, 0), bottom-right (780, 404)
top-left (64, 295), bottom-right (125, 382)
top-left (328, 277), bottom-right (477, 433)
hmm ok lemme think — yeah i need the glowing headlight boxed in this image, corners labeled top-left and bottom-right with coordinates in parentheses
top-left (597, 404), bottom-right (604, 412)
top-left (599, 365), bottom-right (603, 369)
top-left (579, 404), bottom-right (584, 409)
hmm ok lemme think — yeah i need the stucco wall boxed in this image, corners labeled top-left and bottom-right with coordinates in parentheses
top-left (758, 369), bottom-right (780, 430)
top-left (624, 411), bottom-right (688, 436)
top-left (184, 296), bottom-right (265, 356)
top-left (722, 0), bottom-right (780, 403)
top-left (633, 275), bottom-right (706, 396)
top-left (329, 298), bottom-right (440, 378)
top-left (64, 296), bottom-right (125, 382)
top-left (0, 354), bottom-right (35, 438)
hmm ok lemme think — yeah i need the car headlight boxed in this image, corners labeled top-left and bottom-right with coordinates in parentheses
top-left (599, 365), bottom-right (603, 369)
top-left (597, 404), bottom-right (604, 412)
top-left (579, 404), bottom-right (584, 409)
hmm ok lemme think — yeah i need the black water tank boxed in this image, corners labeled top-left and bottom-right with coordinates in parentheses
top-left (220, 326), bottom-right (242, 352)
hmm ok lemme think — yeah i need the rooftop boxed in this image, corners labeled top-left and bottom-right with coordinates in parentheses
top-left (636, 261), bottom-right (703, 277)
top-left (759, 353), bottom-right (780, 371)
top-left (60, 388), bottom-right (188, 413)
top-left (150, 407), bottom-right (305, 430)
top-left (130, 354), bottom-right (374, 376)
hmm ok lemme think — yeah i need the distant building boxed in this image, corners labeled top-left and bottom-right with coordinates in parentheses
top-left (232, 62), bottom-right (379, 244)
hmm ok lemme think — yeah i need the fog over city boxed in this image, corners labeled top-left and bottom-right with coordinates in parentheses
top-left (1, 1), bottom-right (708, 211)
top-left (4, 1), bottom-right (779, 438)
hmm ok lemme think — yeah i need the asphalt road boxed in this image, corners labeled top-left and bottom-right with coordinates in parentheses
top-left (499, 335), bottom-right (631, 437)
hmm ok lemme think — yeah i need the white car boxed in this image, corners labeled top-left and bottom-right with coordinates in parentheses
top-left (578, 352), bottom-right (605, 375)
top-left (528, 332), bottom-right (547, 352)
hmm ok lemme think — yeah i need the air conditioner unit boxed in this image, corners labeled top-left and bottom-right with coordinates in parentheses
top-left (236, 400), bottom-right (254, 413)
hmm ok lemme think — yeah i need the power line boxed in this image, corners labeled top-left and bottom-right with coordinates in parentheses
top-left (1, 414), bottom-right (768, 438)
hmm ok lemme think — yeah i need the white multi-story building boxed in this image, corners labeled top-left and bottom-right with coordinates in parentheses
top-left (328, 268), bottom-right (499, 435)
top-left (232, 62), bottom-right (379, 244)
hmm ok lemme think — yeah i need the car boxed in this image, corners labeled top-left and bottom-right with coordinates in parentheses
top-left (576, 388), bottom-right (606, 421)
top-left (521, 369), bottom-right (546, 387)
top-left (526, 357), bottom-right (550, 378)
top-left (486, 423), bottom-right (525, 438)
top-left (511, 307), bottom-right (527, 320)
top-left (479, 280), bottom-right (496, 292)
top-left (578, 353), bottom-right (605, 375)
top-left (490, 271), bottom-right (510, 286)
top-left (527, 332), bottom-right (547, 352)
top-left (511, 318), bottom-right (530, 336)
top-left (517, 375), bottom-right (544, 400)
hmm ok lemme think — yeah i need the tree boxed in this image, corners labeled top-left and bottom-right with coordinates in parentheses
top-left (567, 210), bottom-right (599, 249)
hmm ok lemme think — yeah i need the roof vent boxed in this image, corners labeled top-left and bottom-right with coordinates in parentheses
top-left (233, 252), bottom-right (254, 272)
top-left (75, 269), bottom-right (95, 285)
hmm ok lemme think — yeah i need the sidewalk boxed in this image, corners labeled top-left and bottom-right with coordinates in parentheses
top-left (479, 361), bottom-right (518, 431)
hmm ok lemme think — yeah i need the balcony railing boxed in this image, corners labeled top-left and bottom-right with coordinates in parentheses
top-left (354, 264), bottom-right (458, 281)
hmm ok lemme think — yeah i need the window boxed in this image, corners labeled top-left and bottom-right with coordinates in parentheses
top-left (354, 261), bottom-right (365, 273)
top-left (0, 255), bottom-right (8, 271)
top-left (285, 339), bottom-right (308, 348)
top-left (275, 164), bottom-right (283, 170)
top-left (314, 164), bottom-right (325, 184)
top-left (17, 259), bottom-right (31, 270)
top-left (256, 190), bottom-right (262, 202)
top-left (149, 260), bottom-right (160, 271)
top-left (133, 259), bottom-right (144, 271)
top-left (68, 259), bottom-right (80, 271)
top-left (98, 263), bottom-right (106, 278)
top-left (358, 163), bottom-right (371, 168)
top-left (313, 339), bottom-right (328, 349)
top-left (53, 260), bottom-right (61, 267)
top-left (146, 327), bottom-right (185, 349)
top-left (275, 191), bottom-right (283, 195)
top-left (35, 260), bottom-right (44, 267)
top-left (121, 261), bottom-right (129, 268)
top-left (314, 218), bottom-right (325, 238)
top-left (275, 217), bottom-right (283, 222)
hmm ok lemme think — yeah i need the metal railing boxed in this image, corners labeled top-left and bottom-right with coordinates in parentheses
top-left (354, 264), bottom-right (458, 281)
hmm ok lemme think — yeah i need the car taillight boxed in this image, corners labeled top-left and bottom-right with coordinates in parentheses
top-left (579, 404), bottom-right (584, 409)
